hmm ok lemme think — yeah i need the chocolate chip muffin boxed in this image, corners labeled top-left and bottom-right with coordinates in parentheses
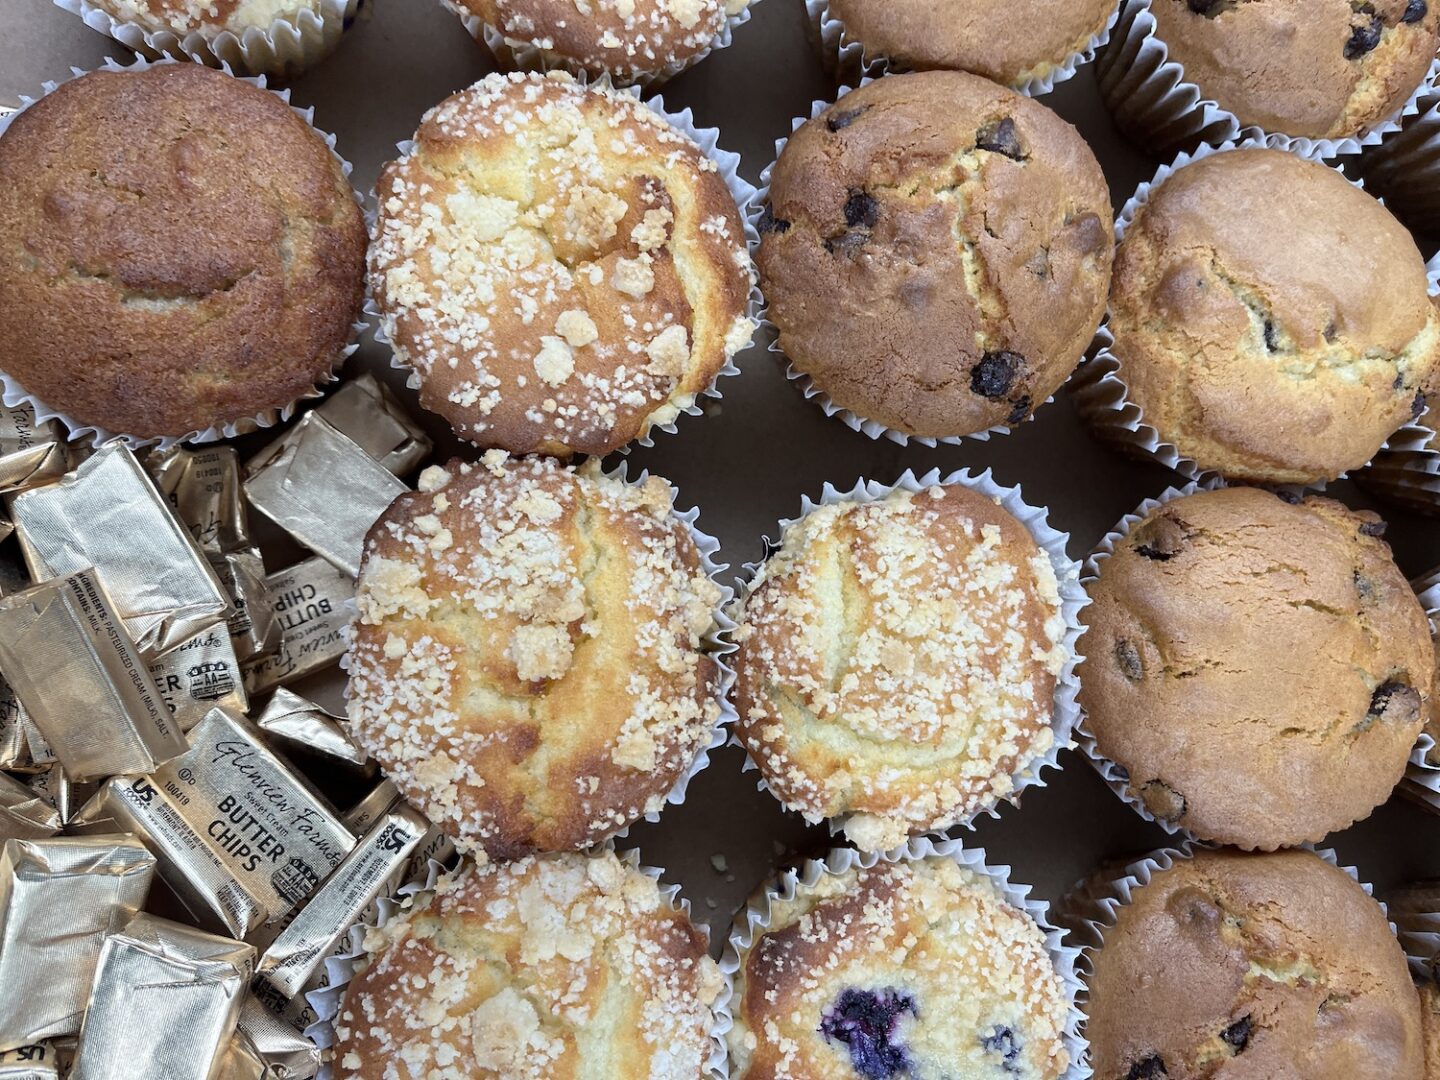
top-left (1083, 849), bottom-right (1424, 1079)
top-left (733, 481), bottom-right (1072, 852)
top-left (0, 64), bottom-right (366, 441)
top-left (1107, 147), bottom-right (1440, 486)
top-left (369, 71), bottom-right (754, 458)
top-left (333, 850), bottom-right (723, 1079)
top-left (1151, 0), bottom-right (1440, 140)
top-left (728, 853), bottom-right (1073, 1079)
top-left (346, 453), bottom-right (724, 860)
top-left (757, 72), bottom-right (1112, 440)
top-left (1081, 487), bottom-right (1434, 849)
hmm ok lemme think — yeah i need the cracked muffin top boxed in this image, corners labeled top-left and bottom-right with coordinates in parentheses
top-left (1084, 849), bottom-right (1424, 1080)
top-left (1152, 0), bottom-right (1440, 140)
top-left (1081, 486), bottom-right (1434, 850)
top-left (333, 850), bottom-right (723, 1080)
top-left (728, 854), bottom-right (1072, 1080)
top-left (346, 452), bottom-right (723, 861)
top-left (79, 0), bottom-right (330, 35)
top-left (368, 71), bottom-right (754, 458)
top-left (732, 483), bottom-right (1072, 852)
top-left (756, 71), bottom-right (1112, 440)
top-left (1109, 148), bottom-right (1440, 485)
top-left (0, 64), bottom-right (365, 441)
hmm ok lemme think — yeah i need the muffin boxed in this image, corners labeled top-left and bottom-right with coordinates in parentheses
top-left (332, 850), bottom-right (723, 1078)
top-left (1081, 486), bottom-right (1434, 849)
top-left (368, 71), bottom-right (754, 458)
top-left (757, 71), bottom-right (1112, 440)
top-left (727, 852), bottom-right (1074, 1078)
top-left (1103, 147), bottom-right (1440, 486)
top-left (0, 64), bottom-right (366, 442)
top-left (733, 480), bottom-right (1072, 851)
top-left (70, 0), bottom-right (337, 40)
top-left (346, 453), bottom-right (724, 860)
top-left (1423, 981), bottom-right (1440, 1079)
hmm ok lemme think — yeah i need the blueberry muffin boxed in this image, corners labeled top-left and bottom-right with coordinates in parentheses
top-left (733, 482), bottom-right (1071, 851)
top-left (1083, 849), bottom-right (1424, 1079)
top-left (1081, 486), bottom-right (1434, 849)
top-left (1106, 147), bottom-right (1440, 485)
top-left (728, 854), bottom-right (1073, 1079)
top-left (1151, 0), bottom-right (1440, 140)
top-left (0, 64), bottom-right (366, 441)
top-left (346, 453), bottom-right (723, 860)
top-left (333, 850), bottom-right (723, 1079)
top-left (369, 71), bottom-right (754, 458)
top-left (757, 71), bottom-right (1112, 440)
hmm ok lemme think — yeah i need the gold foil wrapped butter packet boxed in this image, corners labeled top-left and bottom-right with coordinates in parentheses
top-left (241, 558), bottom-right (352, 695)
top-left (0, 685), bottom-right (25, 771)
top-left (146, 446), bottom-right (251, 557)
top-left (255, 687), bottom-right (368, 770)
top-left (0, 404), bottom-right (68, 498)
top-left (315, 373), bottom-right (432, 477)
top-left (0, 773), bottom-right (59, 840)
top-left (342, 779), bottom-right (400, 833)
top-left (147, 624), bottom-right (249, 733)
top-left (25, 766), bottom-right (97, 828)
top-left (227, 996), bottom-right (320, 1080)
top-left (210, 550), bottom-right (280, 664)
top-left (0, 1042), bottom-right (59, 1080)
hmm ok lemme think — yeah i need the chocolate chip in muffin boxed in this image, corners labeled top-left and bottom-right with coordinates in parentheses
top-left (1367, 679), bottom-right (1421, 726)
top-left (1413, 390), bottom-right (1427, 418)
top-left (1127, 1054), bottom-right (1169, 1079)
top-left (1115, 639), bottom-right (1144, 681)
top-left (976, 117), bottom-right (1027, 160)
top-left (758, 204), bottom-right (791, 235)
top-left (827, 106), bottom-right (866, 132)
top-left (1345, 9), bottom-right (1385, 59)
top-left (971, 350), bottom-right (1023, 399)
top-left (1263, 318), bottom-right (1281, 353)
top-left (1220, 1015), bottom-right (1253, 1054)
top-left (1139, 779), bottom-right (1187, 823)
top-left (1404, 0), bottom-right (1428, 22)
top-left (1132, 514), bottom-right (1187, 561)
top-left (844, 190), bottom-right (880, 229)
top-left (1186, 0), bottom-right (1235, 15)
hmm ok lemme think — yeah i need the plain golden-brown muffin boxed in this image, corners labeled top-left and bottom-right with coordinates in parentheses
top-left (756, 71), bottom-right (1112, 440)
top-left (368, 71), bottom-right (754, 458)
top-left (333, 850), bottom-right (723, 1079)
top-left (733, 483), bottom-right (1071, 852)
top-left (825, 0), bottom-right (1115, 87)
top-left (347, 453), bottom-right (723, 860)
top-left (1108, 148), bottom-right (1440, 485)
top-left (728, 855), bottom-right (1073, 1079)
top-left (1081, 487), bottom-right (1434, 850)
top-left (1421, 981), bottom-right (1440, 1079)
top-left (1151, 0), bottom-right (1440, 140)
top-left (1083, 849), bottom-right (1424, 1079)
top-left (0, 64), bottom-right (365, 440)
top-left (79, 0), bottom-right (331, 35)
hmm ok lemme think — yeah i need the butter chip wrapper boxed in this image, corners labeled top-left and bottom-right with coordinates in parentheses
top-left (69, 913), bottom-right (254, 1080)
top-left (146, 446), bottom-right (251, 557)
top-left (0, 1042), bottom-right (59, 1080)
top-left (0, 569), bottom-right (189, 781)
top-left (341, 779), bottom-right (399, 834)
top-left (9, 444), bottom-right (232, 655)
top-left (315, 374), bottom-right (432, 478)
top-left (241, 558), bottom-right (352, 695)
top-left (24, 767), bottom-right (97, 828)
top-left (0, 684), bottom-right (25, 771)
top-left (0, 773), bottom-right (59, 840)
top-left (0, 404), bottom-right (68, 498)
top-left (243, 413), bottom-right (407, 578)
top-left (230, 996), bottom-right (320, 1080)
top-left (210, 550), bottom-right (280, 664)
top-left (147, 624), bottom-right (249, 733)
top-left (0, 835), bottom-right (156, 1050)
top-left (255, 688), bottom-right (368, 770)
top-left (17, 718), bottom-right (52, 771)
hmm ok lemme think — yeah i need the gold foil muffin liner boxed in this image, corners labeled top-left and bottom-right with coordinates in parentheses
top-left (0, 56), bottom-right (367, 452)
top-left (727, 467), bottom-right (1087, 845)
top-left (717, 835), bottom-right (1088, 1080)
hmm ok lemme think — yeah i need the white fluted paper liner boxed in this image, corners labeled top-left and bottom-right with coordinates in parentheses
top-left (806, 0), bottom-right (1118, 97)
top-left (717, 835), bottom-right (1090, 1080)
top-left (727, 467), bottom-right (1087, 846)
top-left (51, 0), bottom-right (361, 79)
top-left (1397, 565), bottom-right (1440, 816)
top-left (0, 55), bottom-right (366, 452)
top-left (1355, 85), bottom-right (1440, 236)
top-left (1391, 885), bottom-right (1440, 985)
top-left (1095, 0), bottom-right (1440, 159)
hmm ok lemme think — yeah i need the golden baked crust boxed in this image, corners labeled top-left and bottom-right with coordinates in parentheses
top-left (347, 453), bottom-right (724, 860)
top-left (756, 71), bottom-right (1112, 439)
top-left (728, 856), bottom-right (1071, 1079)
top-left (84, 0), bottom-right (325, 34)
top-left (0, 64), bottom-right (365, 440)
top-left (1081, 487), bottom-right (1434, 850)
top-left (1152, 0), bottom-right (1440, 139)
top-left (1085, 849), bottom-right (1424, 1079)
top-left (369, 71), bottom-right (754, 458)
top-left (827, 0), bottom-right (1116, 86)
top-left (1110, 148), bottom-right (1440, 485)
top-left (1422, 982), bottom-right (1440, 1080)
top-left (733, 484), bottom-right (1069, 852)
top-left (333, 850), bottom-right (723, 1079)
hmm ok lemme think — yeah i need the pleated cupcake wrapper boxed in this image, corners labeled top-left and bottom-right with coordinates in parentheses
top-left (716, 835), bottom-right (1090, 1080)
top-left (1395, 566), bottom-right (1440, 816)
top-left (805, 0), bottom-right (1118, 97)
top-left (365, 73), bottom-right (759, 459)
top-left (0, 55), bottom-right (366, 451)
top-left (1355, 84), bottom-right (1440, 236)
top-left (1389, 885), bottom-right (1440, 985)
top-left (50, 0), bottom-right (362, 79)
top-left (1095, 0), bottom-right (1440, 159)
top-left (726, 467), bottom-right (1088, 848)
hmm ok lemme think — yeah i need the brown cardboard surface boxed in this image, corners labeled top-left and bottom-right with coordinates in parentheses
top-left (4, 0), bottom-right (1440, 951)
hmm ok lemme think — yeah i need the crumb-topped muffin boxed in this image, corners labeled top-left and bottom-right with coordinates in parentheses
top-left (1151, 0), bottom-right (1440, 140)
top-left (1083, 849), bottom-right (1424, 1078)
top-left (369, 71), bottom-right (753, 458)
top-left (1107, 147), bottom-right (1440, 486)
top-left (347, 453), bottom-right (724, 860)
top-left (733, 483), bottom-right (1071, 851)
top-left (75, 0), bottom-right (333, 37)
top-left (333, 849), bottom-right (723, 1079)
top-left (728, 854), bottom-right (1073, 1079)
top-left (1081, 487), bottom-right (1434, 849)
top-left (0, 64), bottom-right (365, 441)
top-left (757, 71), bottom-right (1112, 440)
